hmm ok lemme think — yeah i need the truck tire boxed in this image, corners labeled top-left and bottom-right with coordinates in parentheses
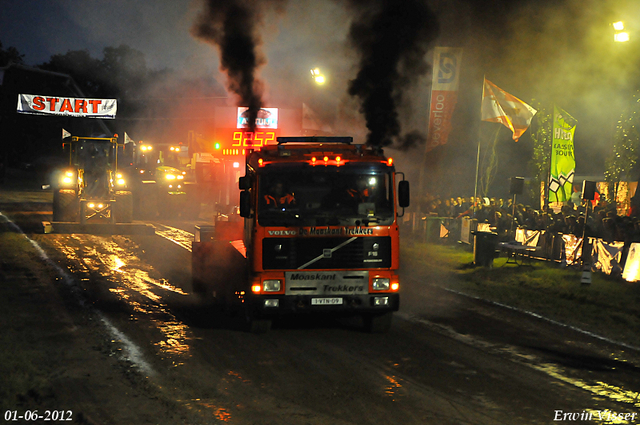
top-left (248, 317), bottom-right (272, 334)
top-left (363, 312), bottom-right (393, 333)
top-left (52, 190), bottom-right (78, 222)
top-left (115, 191), bottom-right (133, 223)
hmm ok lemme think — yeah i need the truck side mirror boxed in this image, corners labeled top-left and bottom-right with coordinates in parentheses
top-left (239, 190), bottom-right (251, 218)
top-left (239, 176), bottom-right (249, 190)
top-left (398, 180), bottom-right (410, 208)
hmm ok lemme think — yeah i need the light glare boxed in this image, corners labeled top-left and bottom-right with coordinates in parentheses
top-left (615, 32), bottom-right (630, 42)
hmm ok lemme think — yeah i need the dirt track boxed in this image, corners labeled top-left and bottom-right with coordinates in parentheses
top-left (2, 188), bottom-right (640, 424)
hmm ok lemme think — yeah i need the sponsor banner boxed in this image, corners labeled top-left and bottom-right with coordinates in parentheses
top-left (549, 105), bottom-right (577, 203)
top-left (237, 107), bottom-right (278, 129)
top-left (426, 90), bottom-right (459, 150)
top-left (426, 47), bottom-right (463, 150)
top-left (17, 94), bottom-right (117, 119)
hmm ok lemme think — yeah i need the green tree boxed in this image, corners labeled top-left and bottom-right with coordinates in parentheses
top-left (527, 102), bottom-right (552, 210)
top-left (39, 49), bottom-right (104, 96)
top-left (604, 93), bottom-right (639, 206)
top-left (0, 41), bottom-right (25, 66)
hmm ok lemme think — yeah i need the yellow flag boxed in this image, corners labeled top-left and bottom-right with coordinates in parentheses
top-left (481, 79), bottom-right (537, 141)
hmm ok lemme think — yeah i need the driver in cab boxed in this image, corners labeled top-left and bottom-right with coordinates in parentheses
top-left (347, 177), bottom-right (373, 203)
top-left (264, 181), bottom-right (296, 208)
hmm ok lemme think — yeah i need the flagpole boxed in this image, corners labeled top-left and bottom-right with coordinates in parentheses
top-left (544, 103), bottom-right (554, 212)
top-left (474, 75), bottom-right (486, 217)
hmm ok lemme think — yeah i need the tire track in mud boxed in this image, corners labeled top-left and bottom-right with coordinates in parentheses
top-left (45, 233), bottom-right (195, 364)
top-left (0, 212), bottom-right (156, 376)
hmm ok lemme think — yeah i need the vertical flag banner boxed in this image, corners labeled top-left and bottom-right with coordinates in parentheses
top-left (426, 47), bottom-right (463, 150)
top-left (481, 79), bottom-right (537, 141)
top-left (549, 105), bottom-right (577, 203)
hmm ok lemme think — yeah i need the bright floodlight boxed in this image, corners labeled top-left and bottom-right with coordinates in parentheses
top-left (613, 21), bottom-right (625, 31)
top-left (311, 68), bottom-right (326, 85)
top-left (615, 32), bottom-right (630, 42)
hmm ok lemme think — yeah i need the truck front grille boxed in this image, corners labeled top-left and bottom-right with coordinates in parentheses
top-left (262, 237), bottom-right (391, 270)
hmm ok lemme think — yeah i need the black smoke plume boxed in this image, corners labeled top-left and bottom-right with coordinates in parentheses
top-left (192, 0), bottom-right (286, 131)
top-left (343, 0), bottom-right (438, 148)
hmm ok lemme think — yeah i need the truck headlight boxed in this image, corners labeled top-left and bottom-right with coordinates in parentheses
top-left (262, 280), bottom-right (282, 292)
top-left (177, 175), bottom-right (184, 180)
top-left (372, 278), bottom-right (390, 291)
top-left (165, 174), bottom-right (176, 180)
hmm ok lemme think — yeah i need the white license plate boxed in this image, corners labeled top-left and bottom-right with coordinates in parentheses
top-left (311, 297), bottom-right (343, 306)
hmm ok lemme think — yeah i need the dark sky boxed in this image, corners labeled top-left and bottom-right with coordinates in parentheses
top-left (2, 0), bottom-right (639, 196)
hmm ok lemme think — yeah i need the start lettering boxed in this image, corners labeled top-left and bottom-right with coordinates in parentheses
top-left (31, 96), bottom-right (102, 113)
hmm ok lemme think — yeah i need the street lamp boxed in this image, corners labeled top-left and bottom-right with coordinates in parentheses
top-left (613, 21), bottom-right (630, 42)
top-left (310, 68), bottom-right (326, 85)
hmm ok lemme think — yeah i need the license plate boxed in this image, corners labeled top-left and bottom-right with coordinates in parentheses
top-left (311, 297), bottom-right (343, 306)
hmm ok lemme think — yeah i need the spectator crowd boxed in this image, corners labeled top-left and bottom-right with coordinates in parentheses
top-left (416, 193), bottom-right (640, 245)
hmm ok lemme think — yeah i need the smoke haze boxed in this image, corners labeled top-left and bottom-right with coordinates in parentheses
top-left (191, 0), bottom-right (287, 131)
top-left (342, 0), bottom-right (438, 148)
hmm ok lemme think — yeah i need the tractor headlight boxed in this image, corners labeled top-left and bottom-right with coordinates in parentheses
top-left (372, 278), bottom-right (390, 291)
top-left (60, 171), bottom-right (75, 186)
top-left (165, 174), bottom-right (176, 180)
top-left (262, 280), bottom-right (282, 292)
top-left (116, 173), bottom-right (126, 186)
top-left (177, 174), bottom-right (184, 180)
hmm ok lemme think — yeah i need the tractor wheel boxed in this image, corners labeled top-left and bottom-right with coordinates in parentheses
top-left (52, 190), bottom-right (78, 222)
top-left (115, 191), bottom-right (133, 223)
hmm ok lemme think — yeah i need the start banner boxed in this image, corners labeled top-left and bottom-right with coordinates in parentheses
top-left (17, 94), bottom-right (117, 119)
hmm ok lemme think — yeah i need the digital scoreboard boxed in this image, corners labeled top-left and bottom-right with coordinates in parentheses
top-left (215, 129), bottom-right (280, 156)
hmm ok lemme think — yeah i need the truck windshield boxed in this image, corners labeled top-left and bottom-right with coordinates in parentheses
top-left (258, 165), bottom-right (394, 227)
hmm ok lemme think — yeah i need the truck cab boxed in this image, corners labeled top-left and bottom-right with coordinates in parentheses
top-left (193, 136), bottom-right (409, 333)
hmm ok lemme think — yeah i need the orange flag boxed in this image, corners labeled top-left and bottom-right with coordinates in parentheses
top-left (481, 79), bottom-right (537, 141)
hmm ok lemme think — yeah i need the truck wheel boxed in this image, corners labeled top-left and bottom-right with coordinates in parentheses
top-left (363, 312), bottom-right (393, 333)
top-left (248, 318), bottom-right (272, 334)
top-left (115, 191), bottom-right (133, 223)
top-left (52, 190), bottom-right (78, 222)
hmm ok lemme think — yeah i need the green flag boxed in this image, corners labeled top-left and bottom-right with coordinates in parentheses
top-left (549, 105), bottom-right (577, 203)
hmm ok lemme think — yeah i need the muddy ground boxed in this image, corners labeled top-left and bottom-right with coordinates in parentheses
top-left (1, 183), bottom-right (640, 425)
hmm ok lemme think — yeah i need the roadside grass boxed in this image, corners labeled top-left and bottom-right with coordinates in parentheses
top-left (403, 240), bottom-right (640, 348)
top-left (0, 231), bottom-right (56, 411)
